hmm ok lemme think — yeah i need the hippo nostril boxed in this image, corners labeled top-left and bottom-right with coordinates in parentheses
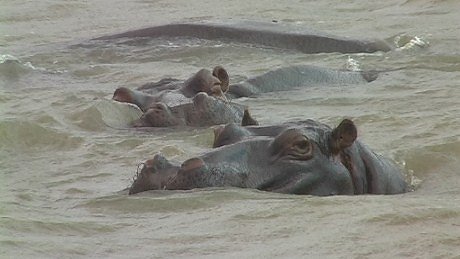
top-left (144, 158), bottom-right (156, 169)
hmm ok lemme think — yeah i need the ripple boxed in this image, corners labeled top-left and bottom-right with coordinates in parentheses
top-left (0, 216), bottom-right (118, 236)
top-left (81, 188), bottom-right (281, 214)
top-left (367, 207), bottom-right (460, 225)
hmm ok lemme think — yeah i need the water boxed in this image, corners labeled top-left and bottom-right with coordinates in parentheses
top-left (1, 0), bottom-right (460, 258)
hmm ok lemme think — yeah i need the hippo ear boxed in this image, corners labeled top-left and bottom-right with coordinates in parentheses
top-left (113, 87), bottom-right (134, 103)
top-left (242, 109), bottom-right (259, 126)
top-left (329, 119), bottom-right (357, 154)
top-left (212, 66), bottom-right (229, 93)
top-left (212, 125), bottom-right (226, 148)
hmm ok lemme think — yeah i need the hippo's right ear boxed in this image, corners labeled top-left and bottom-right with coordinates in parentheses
top-left (212, 66), bottom-right (229, 93)
top-left (329, 119), bottom-right (357, 155)
top-left (242, 109), bottom-right (258, 126)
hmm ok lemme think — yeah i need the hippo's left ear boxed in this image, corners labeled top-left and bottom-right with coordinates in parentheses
top-left (113, 87), bottom-right (133, 103)
top-left (242, 109), bottom-right (259, 126)
top-left (329, 119), bottom-right (357, 154)
top-left (212, 125), bottom-right (226, 148)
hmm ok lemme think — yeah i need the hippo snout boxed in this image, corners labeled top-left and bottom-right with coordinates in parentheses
top-left (128, 154), bottom-right (180, 195)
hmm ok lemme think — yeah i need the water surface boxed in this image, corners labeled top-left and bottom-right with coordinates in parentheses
top-left (1, 0), bottom-right (459, 258)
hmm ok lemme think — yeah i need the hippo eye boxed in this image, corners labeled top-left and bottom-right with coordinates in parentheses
top-left (154, 104), bottom-right (165, 110)
top-left (294, 139), bottom-right (310, 152)
top-left (271, 129), bottom-right (313, 161)
top-left (288, 137), bottom-right (312, 160)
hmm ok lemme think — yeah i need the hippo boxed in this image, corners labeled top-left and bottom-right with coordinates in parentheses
top-left (113, 66), bottom-right (260, 128)
top-left (134, 65), bottom-right (378, 101)
top-left (128, 119), bottom-right (408, 195)
top-left (94, 21), bottom-right (392, 54)
top-left (131, 92), bottom-right (258, 127)
top-left (113, 66), bottom-right (229, 112)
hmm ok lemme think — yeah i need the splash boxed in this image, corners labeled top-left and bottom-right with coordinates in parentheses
top-left (344, 56), bottom-right (362, 71)
top-left (0, 54), bottom-right (67, 80)
top-left (0, 54), bottom-right (35, 79)
top-left (394, 34), bottom-right (429, 51)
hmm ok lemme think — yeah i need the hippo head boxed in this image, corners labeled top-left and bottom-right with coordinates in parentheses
top-left (129, 154), bottom-right (180, 195)
top-left (112, 87), bottom-right (155, 112)
top-left (129, 120), bottom-right (363, 196)
top-left (132, 102), bottom-right (180, 127)
top-left (128, 91), bottom-right (258, 128)
top-left (182, 66), bottom-right (229, 101)
top-left (199, 124), bottom-right (356, 195)
top-left (211, 119), bottom-right (407, 195)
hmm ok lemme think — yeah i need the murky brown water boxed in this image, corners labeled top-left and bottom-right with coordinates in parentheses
top-left (1, 0), bottom-right (459, 258)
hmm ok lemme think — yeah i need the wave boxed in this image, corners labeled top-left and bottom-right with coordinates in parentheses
top-left (401, 0), bottom-right (459, 7)
top-left (404, 140), bottom-right (460, 175)
top-left (0, 54), bottom-right (36, 80)
top-left (402, 140), bottom-right (460, 195)
top-left (80, 188), bottom-right (283, 214)
top-left (0, 215), bottom-right (117, 236)
top-left (67, 99), bottom-right (142, 131)
top-left (0, 54), bottom-right (68, 82)
top-left (0, 120), bottom-right (83, 152)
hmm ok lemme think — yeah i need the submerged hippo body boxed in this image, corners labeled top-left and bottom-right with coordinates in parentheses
top-left (129, 119), bottom-right (408, 195)
top-left (94, 21), bottom-right (392, 54)
top-left (227, 65), bottom-right (378, 98)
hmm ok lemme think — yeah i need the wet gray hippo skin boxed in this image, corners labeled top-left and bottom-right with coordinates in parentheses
top-left (212, 119), bottom-right (324, 148)
top-left (134, 65), bottom-right (378, 100)
top-left (94, 21), bottom-right (391, 54)
top-left (131, 92), bottom-right (258, 127)
top-left (227, 65), bottom-right (378, 98)
top-left (113, 66), bottom-right (229, 112)
top-left (129, 119), bottom-right (408, 195)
